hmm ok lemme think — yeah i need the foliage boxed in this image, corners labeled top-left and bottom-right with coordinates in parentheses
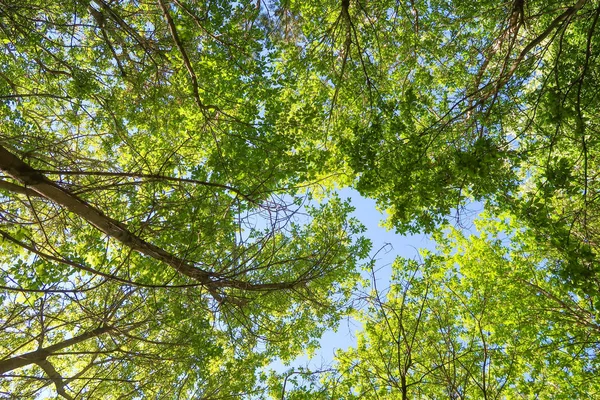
top-left (271, 0), bottom-right (600, 241)
top-left (280, 216), bottom-right (600, 398)
top-left (1, 0), bottom-right (600, 397)
top-left (0, 1), bottom-right (371, 397)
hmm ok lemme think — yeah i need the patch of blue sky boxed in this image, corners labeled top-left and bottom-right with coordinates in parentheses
top-left (266, 186), bottom-right (489, 383)
top-left (268, 188), bottom-right (435, 371)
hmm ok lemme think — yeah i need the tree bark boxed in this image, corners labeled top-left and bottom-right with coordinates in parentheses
top-left (0, 145), bottom-right (214, 283)
top-left (0, 145), bottom-right (306, 295)
top-left (0, 325), bottom-right (112, 375)
top-left (36, 359), bottom-right (75, 400)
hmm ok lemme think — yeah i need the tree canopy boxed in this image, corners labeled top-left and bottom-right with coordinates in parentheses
top-left (0, 0), bottom-right (599, 398)
top-left (312, 217), bottom-right (600, 399)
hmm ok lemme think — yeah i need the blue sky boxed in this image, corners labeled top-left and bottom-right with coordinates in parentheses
top-left (270, 187), bottom-right (485, 381)
top-left (270, 187), bottom-right (438, 375)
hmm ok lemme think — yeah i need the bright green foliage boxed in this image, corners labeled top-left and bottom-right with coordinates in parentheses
top-left (306, 216), bottom-right (600, 398)
top-left (0, 284), bottom-right (252, 398)
top-left (1, 0), bottom-right (600, 398)
top-left (0, 1), bottom-right (371, 397)
top-left (265, 0), bottom-right (600, 295)
top-left (270, 0), bottom-right (600, 239)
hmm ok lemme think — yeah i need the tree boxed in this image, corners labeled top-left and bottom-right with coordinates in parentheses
top-left (0, 1), bottom-right (370, 396)
top-left (0, 284), bottom-right (213, 398)
top-left (293, 216), bottom-right (600, 399)
top-left (269, 0), bottom-right (600, 242)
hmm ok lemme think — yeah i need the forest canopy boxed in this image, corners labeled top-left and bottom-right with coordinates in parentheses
top-left (0, 0), bottom-right (599, 398)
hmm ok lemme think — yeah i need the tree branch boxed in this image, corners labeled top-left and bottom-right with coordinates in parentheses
top-left (0, 325), bottom-right (113, 375)
top-left (36, 169), bottom-right (256, 203)
top-left (0, 145), bottom-right (318, 297)
top-left (36, 359), bottom-right (74, 400)
top-left (0, 178), bottom-right (41, 197)
top-left (158, 0), bottom-right (217, 111)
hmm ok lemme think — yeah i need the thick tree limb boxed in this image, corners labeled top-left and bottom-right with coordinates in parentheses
top-left (0, 145), bottom-right (314, 296)
top-left (36, 359), bottom-right (74, 400)
top-left (0, 144), bottom-right (215, 285)
top-left (0, 325), bottom-right (113, 375)
top-left (0, 178), bottom-right (41, 197)
top-left (0, 228), bottom-right (203, 289)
